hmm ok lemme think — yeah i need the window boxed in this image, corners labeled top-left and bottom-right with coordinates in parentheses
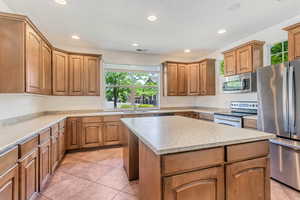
top-left (270, 41), bottom-right (288, 65)
top-left (104, 64), bottom-right (160, 110)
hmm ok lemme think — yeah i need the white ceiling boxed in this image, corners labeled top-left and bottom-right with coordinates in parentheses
top-left (3, 0), bottom-right (300, 56)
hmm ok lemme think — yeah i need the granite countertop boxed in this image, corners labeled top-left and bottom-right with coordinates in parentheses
top-left (0, 107), bottom-right (228, 154)
top-left (121, 116), bottom-right (274, 155)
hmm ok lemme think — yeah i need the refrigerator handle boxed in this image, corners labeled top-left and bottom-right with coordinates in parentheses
top-left (283, 67), bottom-right (289, 133)
top-left (289, 66), bottom-right (296, 135)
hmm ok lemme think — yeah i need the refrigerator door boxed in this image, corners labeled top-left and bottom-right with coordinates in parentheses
top-left (289, 59), bottom-right (300, 140)
top-left (257, 62), bottom-right (291, 138)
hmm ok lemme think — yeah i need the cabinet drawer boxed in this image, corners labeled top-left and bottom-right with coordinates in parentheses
top-left (226, 140), bottom-right (269, 162)
top-left (162, 147), bottom-right (224, 176)
top-left (199, 112), bottom-right (214, 121)
top-left (0, 146), bottom-right (18, 175)
top-left (19, 136), bottom-right (38, 158)
top-left (103, 115), bottom-right (121, 122)
top-left (82, 116), bottom-right (103, 123)
top-left (244, 118), bottom-right (257, 129)
top-left (39, 128), bottom-right (51, 144)
top-left (59, 120), bottom-right (66, 129)
top-left (51, 123), bottom-right (59, 136)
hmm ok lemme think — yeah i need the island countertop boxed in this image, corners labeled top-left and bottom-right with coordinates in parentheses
top-left (121, 116), bottom-right (275, 155)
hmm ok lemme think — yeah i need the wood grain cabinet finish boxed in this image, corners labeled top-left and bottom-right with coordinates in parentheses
top-left (165, 62), bottom-right (178, 96)
top-left (38, 138), bottom-right (51, 192)
top-left (187, 63), bottom-right (200, 96)
top-left (66, 118), bottom-right (82, 150)
top-left (50, 125), bottom-right (60, 172)
top-left (223, 40), bottom-right (264, 76)
top-left (177, 64), bottom-right (188, 96)
top-left (200, 59), bottom-right (216, 95)
top-left (52, 50), bottom-right (69, 96)
top-left (226, 157), bottom-right (270, 200)
top-left (104, 122), bottom-right (121, 145)
top-left (283, 23), bottom-right (300, 61)
top-left (84, 56), bottom-right (100, 96)
top-left (58, 128), bottom-right (65, 161)
top-left (0, 164), bottom-right (19, 200)
top-left (41, 42), bottom-right (52, 95)
top-left (81, 122), bottom-right (104, 148)
top-left (164, 166), bottom-right (225, 200)
top-left (69, 55), bottom-right (84, 96)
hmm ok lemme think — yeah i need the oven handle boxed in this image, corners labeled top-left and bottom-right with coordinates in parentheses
top-left (217, 122), bottom-right (236, 127)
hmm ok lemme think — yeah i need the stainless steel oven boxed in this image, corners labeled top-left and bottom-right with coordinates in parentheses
top-left (222, 72), bottom-right (257, 93)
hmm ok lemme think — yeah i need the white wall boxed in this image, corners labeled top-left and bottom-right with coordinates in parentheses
top-left (0, 0), bottom-right (10, 12)
top-left (196, 14), bottom-right (300, 109)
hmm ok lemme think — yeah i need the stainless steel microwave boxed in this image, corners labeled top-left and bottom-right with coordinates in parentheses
top-left (222, 72), bottom-right (257, 93)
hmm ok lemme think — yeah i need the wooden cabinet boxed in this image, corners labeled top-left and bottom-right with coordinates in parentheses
top-left (69, 55), bottom-right (84, 96)
top-left (165, 62), bottom-right (178, 96)
top-left (177, 64), bottom-right (188, 96)
top-left (81, 122), bottom-right (104, 148)
top-left (187, 63), bottom-right (200, 95)
top-left (283, 23), bottom-right (300, 61)
top-left (104, 122), bottom-right (121, 145)
top-left (66, 118), bottom-right (81, 150)
top-left (52, 50), bottom-right (69, 96)
top-left (226, 157), bottom-right (270, 200)
top-left (58, 128), bottom-right (65, 161)
top-left (41, 42), bottom-right (52, 95)
top-left (50, 125), bottom-right (59, 172)
top-left (19, 136), bottom-right (39, 200)
top-left (200, 59), bottom-right (215, 95)
top-left (0, 146), bottom-right (19, 200)
top-left (26, 25), bottom-right (42, 94)
top-left (223, 40), bottom-right (264, 76)
top-left (164, 167), bottom-right (224, 200)
top-left (84, 56), bottom-right (100, 96)
top-left (38, 138), bottom-right (51, 191)
top-left (244, 118), bottom-right (257, 129)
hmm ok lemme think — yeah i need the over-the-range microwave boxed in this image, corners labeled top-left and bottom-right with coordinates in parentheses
top-left (222, 72), bottom-right (257, 93)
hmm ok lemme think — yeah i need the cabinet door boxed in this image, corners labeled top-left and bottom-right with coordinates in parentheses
top-left (66, 118), bottom-right (81, 150)
top-left (187, 63), bottom-right (200, 96)
top-left (224, 51), bottom-right (236, 76)
top-left (52, 50), bottom-right (69, 95)
top-left (41, 42), bottom-right (52, 95)
top-left (200, 61), bottom-right (207, 95)
top-left (166, 63), bottom-right (178, 96)
top-left (19, 149), bottom-right (39, 200)
top-left (39, 140), bottom-right (51, 192)
top-left (84, 56), bottom-right (100, 96)
top-left (236, 45), bottom-right (253, 74)
top-left (226, 157), bottom-right (270, 200)
top-left (82, 122), bottom-right (104, 148)
top-left (51, 136), bottom-right (59, 173)
top-left (288, 26), bottom-right (300, 61)
top-left (59, 128), bottom-right (65, 160)
top-left (164, 166), bottom-right (224, 200)
top-left (177, 64), bottom-right (188, 96)
top-left (0, 164), bottom-right (19, 200)
top-left (104, 122), bottom-right (121, 145)
top-left (69, 55), bottom-right (84, 96)
top-left (26, 25), bottom-right (42, 94)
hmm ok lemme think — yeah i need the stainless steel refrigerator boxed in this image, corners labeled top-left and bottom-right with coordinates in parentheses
top-left (257, 59), bottom-right (300, 190)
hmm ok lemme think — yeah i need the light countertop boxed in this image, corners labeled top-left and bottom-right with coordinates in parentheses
top-left (121, 116), bottom-right (274, 155)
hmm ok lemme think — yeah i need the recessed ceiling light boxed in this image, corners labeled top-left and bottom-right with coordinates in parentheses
top-left (71, 35), bottom-right (80, 40)
top-left (218, 29), bottom-right (227, 34)
top-left (132, 43), bottom-right (139, 47)
top-left (147, 15), bottom-right (158, 22)
top-left (184, 49), bottom-right (191, 53)
top-left (54, 0), bottom-right (67, 5)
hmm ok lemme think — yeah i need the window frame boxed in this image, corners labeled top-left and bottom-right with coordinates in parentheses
top-left (102, 65), bottom-right (161, 111)
top-left (269, 40), bottom-right (288, 65)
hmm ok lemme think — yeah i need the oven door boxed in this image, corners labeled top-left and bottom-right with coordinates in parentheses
top-left (214, 114), bottom-right (242, 128)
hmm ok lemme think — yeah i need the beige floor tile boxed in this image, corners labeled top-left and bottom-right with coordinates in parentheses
top-left (96, 167), bottom-right (130, 190)
top-left (122, 180), bottom-right (139, 196)
top-left (113, 192), bottom-right (138, 200)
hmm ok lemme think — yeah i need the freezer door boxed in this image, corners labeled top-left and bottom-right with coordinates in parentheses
top-left (257, 63), bottom-right (291, 138)
top-left (290, 59), bottom-right (300, 140)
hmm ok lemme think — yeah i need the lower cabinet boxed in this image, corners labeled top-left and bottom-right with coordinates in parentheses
top-left (81, 122), bottom-right (104, 148)
top-left (0, 164), bottom-right (19, 200)
top-left (226, 157), bottom-right (270, 200)
top-left (66, 118), bottom-right (82, 150)
top-left (164, 166), bottom-right (225, 200)
top-left (19, 149), bottom-right (39, 200)
top-left (104, 122), bottom-right (121, 145)
top-left (38, 139), bottom-right (51, 191)
top-left (51, 134), bottom-right (59, 173)
top-left (59, 128), bottom-right (65, 160)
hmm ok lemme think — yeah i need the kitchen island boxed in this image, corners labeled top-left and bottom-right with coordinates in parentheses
top-left (121, 116), bottom-right (274, 200)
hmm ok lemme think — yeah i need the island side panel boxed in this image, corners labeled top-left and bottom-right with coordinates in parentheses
top-left (121, 124), bottom-right (139, 181)
top-left (139, 141), bottom-right (162, 200)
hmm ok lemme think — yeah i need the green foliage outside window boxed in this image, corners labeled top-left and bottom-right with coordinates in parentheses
top-left (271, 41), bottom-right (288, 65)
top-left (220, 60), bottom-right (224, 75)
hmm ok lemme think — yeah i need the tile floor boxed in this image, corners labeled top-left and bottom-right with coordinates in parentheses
top-left (37, 147), bottom-right (300, 200)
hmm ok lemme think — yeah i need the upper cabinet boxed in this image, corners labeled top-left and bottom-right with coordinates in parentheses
top-left (283, 23), bottom-right (300, 61)
top-left (222, 40), bottom-right (265, 76)
top-left (0, 12), bottom-right (102, 96)
top-left (163, 59), bottom-right (216, 96)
